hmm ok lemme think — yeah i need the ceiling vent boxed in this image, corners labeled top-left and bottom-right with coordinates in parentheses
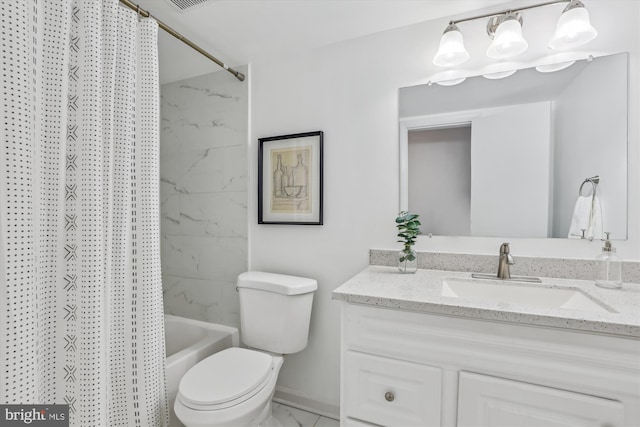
top-left (165, 0), bottom-right (214, 12)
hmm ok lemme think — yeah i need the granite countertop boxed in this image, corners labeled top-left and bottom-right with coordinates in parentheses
top-left (332, 266), bottom-right (640, 338)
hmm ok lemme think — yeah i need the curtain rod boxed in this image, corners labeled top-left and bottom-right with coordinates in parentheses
top-left (118, 0), bottom-right (245, 81)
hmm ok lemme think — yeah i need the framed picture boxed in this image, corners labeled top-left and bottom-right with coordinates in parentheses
top-left (258, 131), bottom-right (323, 225)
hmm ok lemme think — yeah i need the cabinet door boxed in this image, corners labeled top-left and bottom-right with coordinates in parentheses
top-left (345, 351), bottom-right (441, 427)
top-left (458, 371), bottom-right (624, 427)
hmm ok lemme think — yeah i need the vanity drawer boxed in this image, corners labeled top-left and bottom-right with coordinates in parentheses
top-left (345, 350), bottom-right (441, 427)
top-left (344, 302), bottom-right (474, 364)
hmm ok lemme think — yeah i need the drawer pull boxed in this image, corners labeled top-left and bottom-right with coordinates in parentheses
top-left (384, 391), bottom-right (395, 402)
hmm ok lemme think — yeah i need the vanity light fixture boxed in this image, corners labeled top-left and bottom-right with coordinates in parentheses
top-left (486, 13), bottom-right (528, 59)
top-left (487, 13), bottom-right (529, 59)
top-left (548, 0), bottom-right (597, 50)
top-left (432, 0), bottom-right (597, 67)
top-left (433, 24), bottom-right (470, 67)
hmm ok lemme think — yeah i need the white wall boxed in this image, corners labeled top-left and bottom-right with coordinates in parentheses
top-left (249, 28), bottom-right (419, 411)
top-left (249, 0), bottom-right (640, 412)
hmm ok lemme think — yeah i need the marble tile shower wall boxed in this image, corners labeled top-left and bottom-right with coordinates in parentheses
top-left (160, 66), bottom-right (248, 329)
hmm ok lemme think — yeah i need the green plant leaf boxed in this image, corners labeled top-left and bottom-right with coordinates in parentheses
top-left (395, 211), bottom-right (421, 249)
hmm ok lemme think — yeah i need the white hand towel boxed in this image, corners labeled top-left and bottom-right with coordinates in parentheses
top-left (568, 195), bottom-right (603, 240)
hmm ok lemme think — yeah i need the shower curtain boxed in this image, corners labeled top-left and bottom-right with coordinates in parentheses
top-left (0, 1), bottom-right (168, 426)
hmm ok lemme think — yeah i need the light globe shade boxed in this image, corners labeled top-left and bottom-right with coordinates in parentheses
top-left (433, 24), bottom-right (469, 67)
top-left (548, 6), bottom-right (597, 50)
top-left (486, 18), bottom-right (528, 59)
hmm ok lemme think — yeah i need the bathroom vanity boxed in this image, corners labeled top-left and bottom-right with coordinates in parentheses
top-left (332, 266), bottom-right (640, 427)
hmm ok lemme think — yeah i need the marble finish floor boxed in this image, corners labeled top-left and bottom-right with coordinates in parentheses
top-left (272, 403), bottom-right (339, 427)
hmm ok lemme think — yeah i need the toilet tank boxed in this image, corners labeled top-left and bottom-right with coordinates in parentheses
top-left (237, 271), bottom-right (317, 354)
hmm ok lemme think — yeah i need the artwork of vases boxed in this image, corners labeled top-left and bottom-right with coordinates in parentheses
top-left (273, 151), bottom-right (309, 200)
top-left (259, 131), bottom-right (323, 224)
top-left (271, 148), bottom-right (311, 213)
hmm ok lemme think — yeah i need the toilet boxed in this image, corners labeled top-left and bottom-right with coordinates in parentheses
top-left (174, 271), bottom-right (318, 427)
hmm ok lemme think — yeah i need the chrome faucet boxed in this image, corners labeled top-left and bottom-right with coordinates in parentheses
top-left (472, 243), bottom-right (540, 283)
top-left (497, 243), bottom-right (515, 279)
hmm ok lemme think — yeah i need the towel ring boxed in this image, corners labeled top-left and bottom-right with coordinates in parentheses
top-left (579, 175), bottom-right (599, 197)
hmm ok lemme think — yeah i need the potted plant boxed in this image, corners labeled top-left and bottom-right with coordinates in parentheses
top-left (396, 211), bottom-right (421, 273)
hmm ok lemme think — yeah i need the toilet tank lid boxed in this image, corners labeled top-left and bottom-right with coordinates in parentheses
top-left (237, 271), bottom-right (317, 295)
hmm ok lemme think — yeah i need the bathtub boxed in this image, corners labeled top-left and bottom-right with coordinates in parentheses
top-left (165, 315), bottom-right (239, 425)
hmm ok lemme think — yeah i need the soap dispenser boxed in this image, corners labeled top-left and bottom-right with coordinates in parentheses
top-left (595, 232), bottom-right (622, 289)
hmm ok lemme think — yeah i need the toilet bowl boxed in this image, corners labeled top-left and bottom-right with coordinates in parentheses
top-left (174, 347), bottom-right (284, 427)
top-left (174, 272), bottom-right (317, 427)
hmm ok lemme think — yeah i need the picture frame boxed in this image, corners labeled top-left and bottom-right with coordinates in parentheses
top-left (258, 131), bottom-right (323, 225)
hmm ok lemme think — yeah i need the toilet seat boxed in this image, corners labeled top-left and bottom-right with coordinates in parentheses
top-left (178, 347), bottom-right (274, 411)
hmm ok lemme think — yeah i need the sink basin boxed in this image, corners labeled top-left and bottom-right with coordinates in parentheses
top-left (441, 278), bottom-right (615, 314)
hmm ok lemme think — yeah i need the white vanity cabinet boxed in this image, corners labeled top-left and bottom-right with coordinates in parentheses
top-left (339, 302), bottom-right (639, 427)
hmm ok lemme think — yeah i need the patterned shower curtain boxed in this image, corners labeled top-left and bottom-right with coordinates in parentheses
top-left (0, 0), bottom-right (168, 426)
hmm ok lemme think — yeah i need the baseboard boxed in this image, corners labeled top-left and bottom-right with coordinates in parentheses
top-left (273, 385), bottom-right (340, 421)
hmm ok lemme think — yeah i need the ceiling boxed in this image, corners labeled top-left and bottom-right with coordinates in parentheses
top-left (133, 0), bottom-right (515, 84)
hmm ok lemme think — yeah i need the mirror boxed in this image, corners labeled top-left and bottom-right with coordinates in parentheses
top-left (399, 52), bottom-right (628, 240)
